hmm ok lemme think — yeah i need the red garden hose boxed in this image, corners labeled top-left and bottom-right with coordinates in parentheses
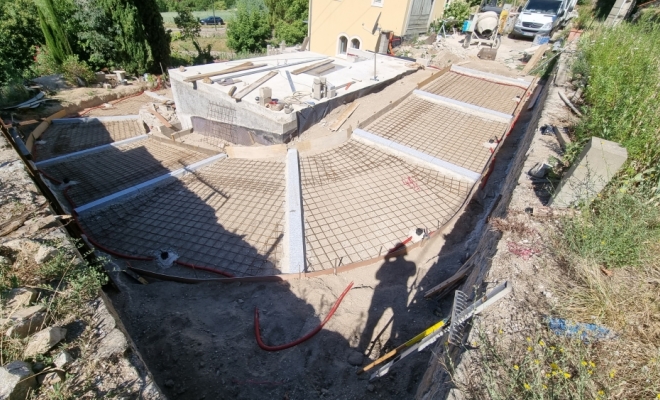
top-left (174, 259), bottom-right (235, 278)
top-left (254, 281), bottom-right (354, 351)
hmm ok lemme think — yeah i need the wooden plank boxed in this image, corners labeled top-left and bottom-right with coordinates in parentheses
top-left (148, 108), bottom-right (173, 128)
top-left (300, 36), bottom-right (310, 51)
top-left (183, 62), bottom-right (265, 82)
top-left (31, 121), bottom-right (51, 140)
top-left (232, 71), bottom-right (278, 100)
top-left (424, 263), bottom-right (472, 298)
top-left (291, 59), bottom-right (332, 75)
top-left (309, 64), bottom-right (335, 75)
top-left (329, 103), bottom-right (359, 131)
top-left (520, 43), bottom-right (549, 75)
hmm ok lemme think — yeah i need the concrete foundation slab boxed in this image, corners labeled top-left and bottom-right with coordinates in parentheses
top-left (169, 51), bottom-right (416, 144)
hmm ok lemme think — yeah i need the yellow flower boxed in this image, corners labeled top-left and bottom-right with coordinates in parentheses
top-left (527, 346), bottom-right (533, 352)
top-left (545, 373), bottom-right (551, 378)
top-left (563, 372), bottom-right (571, 379)
top-left (539, 340), bottom-right (546, 347)
top-left (498, 329), bottom-right (503, 334)
top-left (589, 361), bottom-right (596, 368)
top-left (526, 337), bottom-right (532, 342)
top-left (524, 383), bottom-right (531, 390)
top-left (550, 363), bottom-right (559, 370)
top-left (656, 394), bottom-right (660, 399)
top-left (588, 370), bottom-right (594, 375)
top-left (581, 361), bottom-right (588, 366)
top-left (550, 346), bottom-right (556, 351)
top-left (542, 385), bottom-right (547, 390)
top-left (597, 390), bottom-right (604, 396)
top-left (609, 369), bottom-right (616, 379)
top-left (534, 359), bottom-right (540, 365)
top-left (513, 365), bottom-right (519, 371)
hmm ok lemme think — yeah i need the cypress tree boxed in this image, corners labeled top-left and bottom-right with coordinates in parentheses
top-left (34, 0), bottom-right (73, 64)
top-left (132, 0), bottom-right (171, 72)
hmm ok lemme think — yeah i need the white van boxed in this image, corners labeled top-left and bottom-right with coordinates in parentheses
top-left (512, 0), bottom-right (577, 38)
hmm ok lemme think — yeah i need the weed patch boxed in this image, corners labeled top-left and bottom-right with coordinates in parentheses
top-left (571, 22), bottom-right (660, 187)
top-left (557, 192), bottom-right (660, 269)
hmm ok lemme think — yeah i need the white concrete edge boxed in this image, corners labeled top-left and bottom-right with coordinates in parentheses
top-left (35, 135), bottom-right (149, 167)
top-left (51, 115), bottom-right (140, 124)
top-left (413, 90), bottom-right (513, 124)
top-left (450, 64), bottom-right (531, 89)
top-left (353, 129), bottom-right (480, 183)
top-left (283, 148), bottom-right (306, 274)
top-left (209, 57), bottom-right (327, 83)
top-left (75, 154), bottom-right (227, 215)
top-left (143, 91), bottom-right (173, 103)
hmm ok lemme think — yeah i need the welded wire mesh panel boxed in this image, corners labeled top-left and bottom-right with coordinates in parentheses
top-left (300, 140), bottom-right (471, 272)
top-left (78, 158), bottom-right (286, 277)
top-left (205, 102), bottom-right (237, 146)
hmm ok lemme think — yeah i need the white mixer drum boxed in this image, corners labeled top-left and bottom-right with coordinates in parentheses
top-left (475, 11), bottom-right (499, 36)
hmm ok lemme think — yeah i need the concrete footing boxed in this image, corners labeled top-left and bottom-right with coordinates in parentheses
top-left (75, 154), bottom-right (227, 214)
top-left (353, 129), bottom-right (481, 183)
top-left (282, 149), bottom-right (305, 274)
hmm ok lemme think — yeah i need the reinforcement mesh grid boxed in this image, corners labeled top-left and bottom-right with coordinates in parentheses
top-left (79, 158), bottom-right (285, 276)
top-left (300, 140), bottom-right (470, 272)
top-left (42, 139), bottom-right (209, 206)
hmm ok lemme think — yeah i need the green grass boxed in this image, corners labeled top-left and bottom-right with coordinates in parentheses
top-left (559, 191), bottom-right (660, 269)
top-left (571, 21), bottom-right (660, 193)
top-left (161, 10), bottom-right (235, 24)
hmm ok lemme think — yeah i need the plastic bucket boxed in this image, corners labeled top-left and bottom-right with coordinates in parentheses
top-left (462, 20), bottom-right (471, 32)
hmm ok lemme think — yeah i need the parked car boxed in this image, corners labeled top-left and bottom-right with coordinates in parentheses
top-left (512, 0), bottom-right (577, 38)
top-left (200, 16), bottom-right (224, 25)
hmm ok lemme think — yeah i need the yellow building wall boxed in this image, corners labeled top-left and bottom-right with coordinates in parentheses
top-left (430, 0), bottom-right (448, 22)
top-left (310, 0), bottom-right (412, 56)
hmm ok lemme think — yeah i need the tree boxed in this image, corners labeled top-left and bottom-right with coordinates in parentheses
top-left (133, 0), bottom-right (171, 72)
top-left (73, 0), bottom-right (117, 69)
top-left (174, 6), bottom-right (213, 64)
top-left (71, 0), bottom-right (170, 74)
top-left (265, 0), bottom-right (307, 45)
top-left (226, 0), bottom-right (270, 53)
top-left (0, 0), bottom-right (44, 85)
top-left (34, 0), bottom-right (74, 65)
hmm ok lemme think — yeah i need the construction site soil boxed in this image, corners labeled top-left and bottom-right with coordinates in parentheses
top-left (5, 34), bottom-right (543, 399)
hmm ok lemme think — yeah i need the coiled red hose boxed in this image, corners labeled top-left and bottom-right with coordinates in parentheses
top-left (255, 281), bottom-right (354, 351)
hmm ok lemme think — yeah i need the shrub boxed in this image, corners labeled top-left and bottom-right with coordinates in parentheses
top-left (226, 0), bottom-right (271, 52)
top-left (444, 1), bottom-right (470, 29)
top-left (60, 55), bottom-right (96, 86)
